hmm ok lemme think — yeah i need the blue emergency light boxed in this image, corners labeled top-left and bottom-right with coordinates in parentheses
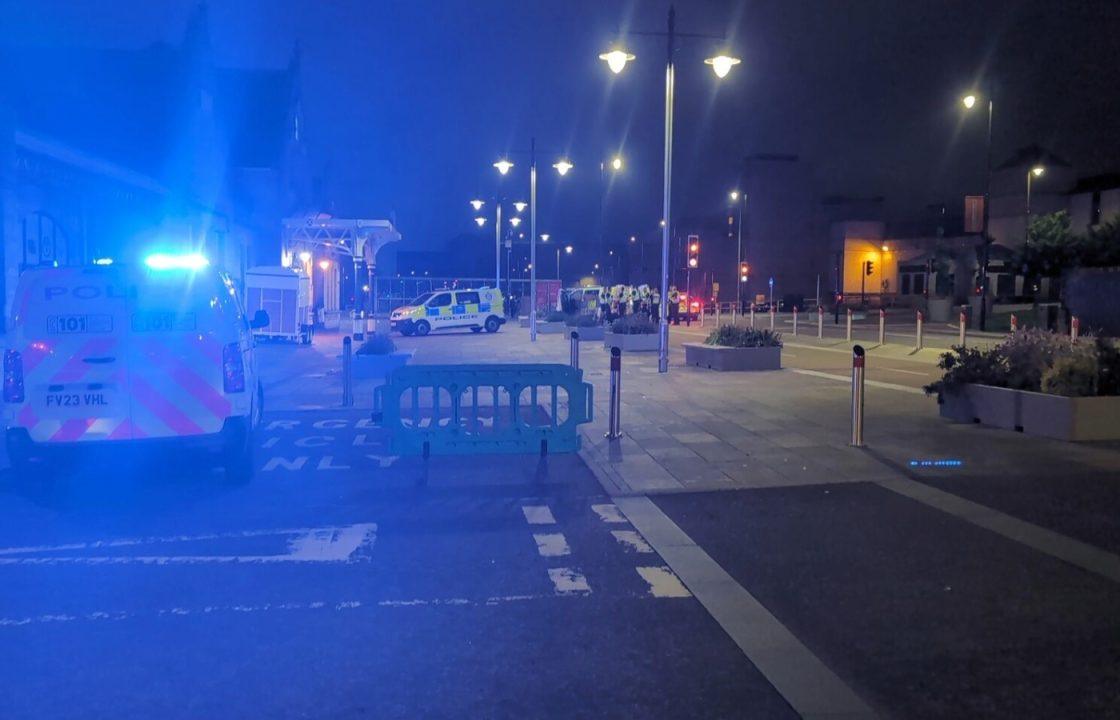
top-left (144, 252), bottom-right (210, 271)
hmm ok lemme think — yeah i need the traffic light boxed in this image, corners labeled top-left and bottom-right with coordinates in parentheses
top-left (687, 235), bottom-right (700, 269)
top-left (865, 260), bottom-right (875, 276)
top-left (739, 261), bottom-right (749, 282)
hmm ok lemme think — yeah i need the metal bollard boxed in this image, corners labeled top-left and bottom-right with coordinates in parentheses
top-left (700, 302), bottom-right (705, 327)
top-left (792, 306), bottom-right (799, 336)
top-left (850, 344), bottom-right (866, 447)
top-left (769, 308), bottom-right (776, 331)
top-left (959, 310), bottom-right (967, 347)
top-left (606, 346), bottom-right (622, 440)
top-left (1071, 316), bottom-right (1080, 342)
top-left (715, 303), bottom-right (721, 326)
top-left (342, 336), bottom-right (354, 407)
top-left (846, 308), bottom-right (853, 342)
top-left (878, 308), bottom-right (886, 345)
top-left (915, 310), bottom-right (924, 350)
top-left (1010, 314), bottom-right (1018, 333)
top-left (817, 306), bottom-right (824, 339)
top-left (569, 331), bottom-right (580, 370)
top-left (750, 305), bottom-right (755, 328)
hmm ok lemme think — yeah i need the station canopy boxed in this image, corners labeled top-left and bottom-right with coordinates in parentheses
top-left (282, 213), bottom-right (401, 265)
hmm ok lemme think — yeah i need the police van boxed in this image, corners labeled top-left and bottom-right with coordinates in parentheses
top-left (2, 253), bottom-right (269, 481)
top-left (390, 287), bottom-right (505, 336)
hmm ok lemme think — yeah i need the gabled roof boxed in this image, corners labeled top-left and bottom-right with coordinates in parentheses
top-left (996, 144), bottom-right (1072, 171)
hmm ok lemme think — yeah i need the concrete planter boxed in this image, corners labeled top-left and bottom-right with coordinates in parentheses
top-left (1019, 391), bottom-right (1120, 441)
top-left (536, 321), bottom-right (567, 335)
top-left (603, 332), bottom-right (659, 352)
top-left (966, 384), bottom-right (1021, 430)
top-left (352, 350), bottom-right (413, 380)
top-left (937, 390), bottom-right (976, 423)
top-left (567, 325), bottom-right (605, 341)
top-left (683, 343), bottom-right (781, 371)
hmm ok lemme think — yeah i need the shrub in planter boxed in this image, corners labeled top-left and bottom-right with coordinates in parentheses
top-left (1001, 328), bottom-right (1068, 391)
top-left (923, 345), bottom-right (1005, 397)
top-left (566, 314), bottom-right (601, 328)
top-left (356, 333), bottom-right (396, 356)
top-left (610, 314), bottom-right (657, 335)
top-left (1040, 353), bottom-right (1098, 397)
top-left (703, 325), bottom-right (782, 348)
top-left (538, 309), bottom-right (570, 323)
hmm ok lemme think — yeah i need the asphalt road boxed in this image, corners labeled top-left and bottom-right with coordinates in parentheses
top-left (0, 411), bottom-right (794, 720)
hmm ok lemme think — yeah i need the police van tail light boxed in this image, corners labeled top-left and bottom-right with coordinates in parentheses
top-left (4, 350), bottom-right (24, 403)
top-left (222, 343), bottom-right (246, 393)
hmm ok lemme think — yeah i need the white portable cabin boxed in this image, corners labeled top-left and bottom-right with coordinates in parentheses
top-left (245, 266), bottom-right (311, 343)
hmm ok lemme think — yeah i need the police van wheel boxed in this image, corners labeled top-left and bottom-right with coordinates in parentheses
top-left (484, 316), bottom-right (501, 333)
top-left (470, 326), bottom-right (483, 333)
top-left (400, 324), bottom-right (415, 337)
top-left (415, 321), bottom-right (431, 337)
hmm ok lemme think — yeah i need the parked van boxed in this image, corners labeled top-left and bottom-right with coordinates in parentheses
top-left (390, 287), bottom-right (505, 336)
top-left (2, 254), bottom-right (268, 481)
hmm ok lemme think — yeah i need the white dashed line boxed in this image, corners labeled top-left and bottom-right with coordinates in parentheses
top-left (636, 566), bottom-right (692, 598)
top-left (532, 533), bottom-right (571, 557)
top-left (521, 505), bottom-right (557, 525)
top-left (611, 530), bottom-right (654, 554)
top-left (548, 567), bottom-right (592, 595)
top-left (591, 503), bottom-right (627, 523)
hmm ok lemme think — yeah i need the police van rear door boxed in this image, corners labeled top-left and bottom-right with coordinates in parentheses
top-left (125, 267), bottom-right (234, 440)
top-left (17, 265), bottom-right (135, 443)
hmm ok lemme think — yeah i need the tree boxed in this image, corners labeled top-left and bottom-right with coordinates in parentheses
top-left (1020, 211), bottom-right (1074, 279)
top-left (1080, 217), bottom-right (1120, 268)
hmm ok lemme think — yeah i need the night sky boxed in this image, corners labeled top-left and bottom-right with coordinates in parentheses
top-left (4, 0), bottom-right (1120, 259)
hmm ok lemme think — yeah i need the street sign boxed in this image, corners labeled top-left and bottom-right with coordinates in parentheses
top-left (711, 282), bottom-right (719, 299)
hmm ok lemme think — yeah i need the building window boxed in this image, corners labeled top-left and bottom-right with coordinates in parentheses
top-left (1091, 191), bottom-right (1101, 226)
top-left (900, 275), bottom-right (912, 295)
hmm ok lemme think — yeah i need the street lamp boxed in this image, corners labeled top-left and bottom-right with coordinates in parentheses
top-left (474, 217), bottom-right (487, 227)
top-left (470, 199), bottom-right (485, 211)
top-left (298, 251), bottom-right (311, 264)
top-left (494, 159), bottom-right (514, 175)
top-left (599, 49), bottom-right (634, 74)
top-left (602, 8), bottom-right (738, 372)
top-left (1026, 164), bottom-right (1045, 245)
top-left (611, 155), bottom-right (623, 171)
top-left (962, 88), bottom-right (994, 329)
top-left (509, 216), bottom-right (522, 228)
top-left (552, 159), bottom-right (574, 176)
top-left (513, 201), bottom-right (528, 213)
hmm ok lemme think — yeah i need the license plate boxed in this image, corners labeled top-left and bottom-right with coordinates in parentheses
top-left (44, 392), bottom-right (114, 408)
top-left (132, 312), bottom-right (197, 332)
top-left (47, 314), bottom-right (113, 335)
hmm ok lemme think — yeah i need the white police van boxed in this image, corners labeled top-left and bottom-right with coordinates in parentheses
top-left (390, 287), bottom-right (506, 336)
top-left (2, 253), bottom-right (268, 481)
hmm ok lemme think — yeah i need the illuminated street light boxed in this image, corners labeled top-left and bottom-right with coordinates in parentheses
top-left (513, 201), bottom-right (528, 213)
top-left (553, 159), bottom-right (574, 176)
top-left (611, 155), bottom-right (623, 171)
top-left (599, 49), bottom-right (635, 74)
top-left (1031, 165), bottom-right (1045, 177)
top-left (704, 55), bottom-right (741, 79)
top-left (565, 245), bottom-right (573, 254)
top-left (540, 234), bottom-right (550, 242)
top-left (319, 260), bottom-right (330, 271)
top-left (470, 199), bottom-right (485, 211)
top-left (474, 217), bottom-right (487, 227)
top-left (962, 94), bottom-right (977, 109)
top-left (494, 159), bottom-right (514, 175)
top-left (730, 190), bottom-right (740, 201)
top-left (298, 251), bottom-right (311, 264)
top-left (509, 216), bottom-right (522, 228)
top-left (1026, 164), bottom-right (1046, 245)
top-left (963, 88), bottom-right (995, 329)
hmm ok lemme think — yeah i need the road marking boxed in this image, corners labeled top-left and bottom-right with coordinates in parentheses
top-left (878, 367), bottom-right (929, 377)
top-left (615, 496), bottom-right (876, 719)
top-left (636, 566), bottom-right (692, 597)
top-left (365, 454), bottom-right (399, 468)
top-left (876, 476), bottom-right (1120, 583)
top-left (521, 505), bottom-right (557, 525)
top-left (790, 368), bottom-right (927, 395)
top-left (0, 593), bottom-right (597, 628)
top-left (611, 530), bottom-right (654, 553)
top-left (533, 533), bottom-right (571, 557)
top-left (0, 523), bottom-right (377, 566)
top-left (548, 567), bottom-right (591, 595)
top-left (591, 503), bottom-right (627, 523)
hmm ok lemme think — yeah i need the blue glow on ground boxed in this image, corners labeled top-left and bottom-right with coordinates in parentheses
top-left (908, 459), bottom-right (964, 468)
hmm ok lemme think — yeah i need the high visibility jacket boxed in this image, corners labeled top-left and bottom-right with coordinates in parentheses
top-left (668, 290), bottom-right (680, 302)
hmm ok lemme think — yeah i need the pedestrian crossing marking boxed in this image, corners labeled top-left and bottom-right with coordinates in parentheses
top-left (636, 566), bottom-right (692, 598)
top-left (521, 505), bottom-right (557, 525)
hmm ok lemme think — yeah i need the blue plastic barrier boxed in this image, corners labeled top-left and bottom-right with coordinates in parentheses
top-left (372, 363), bottom-right (594, 455)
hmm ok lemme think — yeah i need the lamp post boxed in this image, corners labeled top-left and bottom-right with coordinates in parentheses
top-left (599, 155), bottom-right (623, 281)
top-left (730, 190), bottom-right (745, 311)
top-left (1025, 164), bottom-right (1044, 245)
top-left (963, 90), bottom-right (994, 330)
top-left (601, 6), bottom-right (739, 373)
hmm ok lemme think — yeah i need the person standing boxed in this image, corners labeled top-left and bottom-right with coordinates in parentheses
top-left (651, 287), bottom-right (661, 320)
top-left (668, 286), bottom-right (680, 325)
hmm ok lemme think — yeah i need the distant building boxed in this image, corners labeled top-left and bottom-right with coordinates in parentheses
top-left (0, 5), bottom-right (311, 330)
